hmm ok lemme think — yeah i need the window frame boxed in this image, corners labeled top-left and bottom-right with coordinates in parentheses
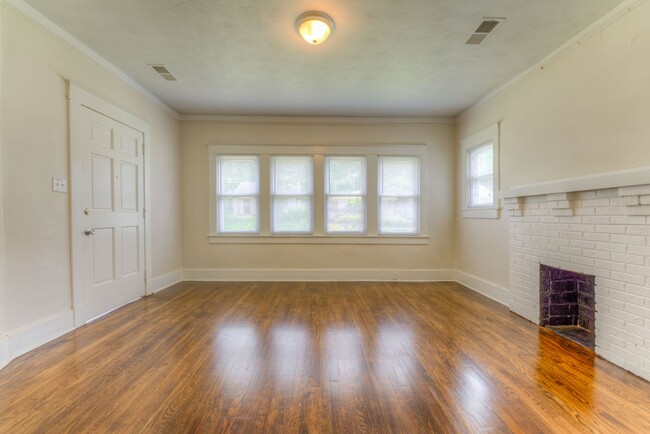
top-left (460, 124), bottom-right (500, 219)
top-left (378, 156), bottom-right (421, 235)
top-left (208, 144), bottom-right (429, 244)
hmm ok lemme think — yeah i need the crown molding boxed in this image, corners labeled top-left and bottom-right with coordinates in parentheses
top-left (2, 0), bottom-right (180, 120)
top-left (180, 114), bottom-right (456, 124)
top-left (459, 0), bottom-right (646, 119)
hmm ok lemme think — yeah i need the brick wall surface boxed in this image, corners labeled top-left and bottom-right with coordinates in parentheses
top-left (505, 185), bottom-right (650, 381)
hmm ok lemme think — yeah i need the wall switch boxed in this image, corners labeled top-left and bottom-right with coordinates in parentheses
top-left (52, 177), bottom-right (67, 193)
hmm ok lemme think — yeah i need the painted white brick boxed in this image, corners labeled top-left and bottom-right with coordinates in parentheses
top-left (510, 184), bottom-right (650, 382)
top-left (610, 215), bottom-right (646, 225)
top-left (610, 252), bottom-right (646, 266)
top-left (619, 185), bottom-right (650, 196)
top-left (628, 205), bottom-right (650, 216)
top-left (622, 196), bottom-right (641, 206)
top-left (625, 264), bottom-right (650, 278)
top-left (610, 234), bottom-right (646, 246)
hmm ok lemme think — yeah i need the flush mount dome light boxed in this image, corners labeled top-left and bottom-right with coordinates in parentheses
top-left (296, 11), bottom-right (334, 45)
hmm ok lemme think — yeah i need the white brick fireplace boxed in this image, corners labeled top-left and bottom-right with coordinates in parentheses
top-left (504, 183), bottom-right (650, 381)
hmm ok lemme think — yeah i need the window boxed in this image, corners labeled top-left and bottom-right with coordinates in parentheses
top-left (460, 123), bottom-right (500, 219)
top-left (272, 156), bottom-right (313, 233)
top-left (217, 155), bottom-right (259, 233)
top-left (468, 143), bottom-right (494, 207)
top-left (378, 156), bottom-right (419, 234)
top-left (208, 144), bottom-right (428, 244)
top-left (325, 156), bottom-right (366, 234)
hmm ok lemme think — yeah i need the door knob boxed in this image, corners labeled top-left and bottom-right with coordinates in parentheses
top-left (84, 229), bottom-right (96, 236)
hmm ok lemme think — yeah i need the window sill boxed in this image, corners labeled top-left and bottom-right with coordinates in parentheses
top-left (207, 234), bottom-right (429, 245)
top-left (461, 207), bottom-right (500, 219)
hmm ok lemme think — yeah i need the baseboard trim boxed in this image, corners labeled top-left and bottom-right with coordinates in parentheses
top-left (456, 271), bottom-right (509, 307)
top-left (0, 336), bottom-right (9, 371)
top-left (147, 269), bottom-right (183, 294)
top-left (182, 268), bottom-right (457, 282)
top-left (8, 310), bottom-right (75, 361)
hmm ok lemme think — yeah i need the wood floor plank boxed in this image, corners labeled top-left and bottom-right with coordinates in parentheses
top-left (1, 281), bottom-right (650, 433)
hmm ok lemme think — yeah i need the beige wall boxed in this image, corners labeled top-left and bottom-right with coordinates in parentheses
top-left (1, 4), bottom-right (182, 332)
top-left (182, 120), bottom-right (455, 273)
top-left (455, 1), bottom-right (650, 293)
top-left (0, 4), bottom-right (6, 340)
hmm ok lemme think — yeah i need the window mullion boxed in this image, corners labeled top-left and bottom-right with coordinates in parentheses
top-left (366, 154), bottom-right (378, 236)
top-left (313, 154), bottom-right (325, 235)
top-left (259, 154), bottom-right (271, 235)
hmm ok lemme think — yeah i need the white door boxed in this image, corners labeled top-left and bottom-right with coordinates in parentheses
top-left (79, 107), bottom-right (145, 321)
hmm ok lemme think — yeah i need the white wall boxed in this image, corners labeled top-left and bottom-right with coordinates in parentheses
top-left (456, 1), bottom-right (650, 293)
top-left (181, 119), bottom-right (455, 278)
top-left (0, 2), bottom-right (182, 341)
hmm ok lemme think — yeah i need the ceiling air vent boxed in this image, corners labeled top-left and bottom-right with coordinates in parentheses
top-left (150, 64), bottom-right (177, 81)
top-left (466, 18), bottom-right (504, 45)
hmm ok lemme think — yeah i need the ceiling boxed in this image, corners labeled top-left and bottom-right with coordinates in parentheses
top-left (25, 0), bottom-right (623, 117)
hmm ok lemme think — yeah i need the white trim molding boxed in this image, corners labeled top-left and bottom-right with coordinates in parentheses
top-left (7, 310), bottom-right (74, 362)
top-left (456, 271), bottom-right (510, 306)
top-left (0, 336), bottom-right (9, 371)
top-left (501, 165), bottom-right (650, 199)
top-left (146, 270), bottom-right (183, 294)
top-left (208, 235), bottom-right (429, 245)
top-left (2, 0), bottom-right (179, 119)
top-left (182, 115), bottom-right (455, 124)
top-left (183, 268), bottom-right (456, 282)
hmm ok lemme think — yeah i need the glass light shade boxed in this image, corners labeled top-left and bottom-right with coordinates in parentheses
top-left (296, 12), bottom-right (334, 45)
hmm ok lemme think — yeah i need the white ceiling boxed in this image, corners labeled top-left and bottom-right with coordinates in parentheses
top-left (25, 0), bottom-right (623, 116)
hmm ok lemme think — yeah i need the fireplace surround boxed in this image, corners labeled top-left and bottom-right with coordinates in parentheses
top-left (504, 183), bottom-right (650, 381)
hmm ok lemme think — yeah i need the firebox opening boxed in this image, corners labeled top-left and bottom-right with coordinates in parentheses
top-left (539, 264), bottom-right (596, 350)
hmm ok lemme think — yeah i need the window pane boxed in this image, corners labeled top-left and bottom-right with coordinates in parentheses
top-left (220, 156), bottom-right (258, 194)
top-left (273, 197), bottom-right (311, 233)
top-left (380, 157), bottom-right (419, 196)
top-left (273, 156), bottom-right (312, 195)
top-left (327, 157), bottom-right (365, 194)
top-left (380, 197), bottom-right (418, 234)
top-left (220, 197), bottom-right (258, 232)
top-left (469, 143), bottom-right (494, 207)
top-left (470, 144), bottom-right (493, 178)
top-left (327, 196), bottom-right (364, 233)
top-left (471, 174), bottom-right (494, 206)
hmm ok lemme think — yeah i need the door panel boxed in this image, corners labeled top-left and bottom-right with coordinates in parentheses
top-left (91, 154), bottom-right (113, 210)
top-left (80, 108), bottom-right (145, 321)
top-left (120, 162), bottom-right (138, 211)
top-left (92, 228), bottom-right (115, 285)
top-left (121, 226), bottom-right (139, 276)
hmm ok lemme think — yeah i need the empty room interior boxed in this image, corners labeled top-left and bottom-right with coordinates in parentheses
top-left (2, 0), bottom-right (650, 432)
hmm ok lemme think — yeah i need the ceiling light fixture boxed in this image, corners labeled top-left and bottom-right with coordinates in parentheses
top-left (296, 11), bottom-right (334, 45)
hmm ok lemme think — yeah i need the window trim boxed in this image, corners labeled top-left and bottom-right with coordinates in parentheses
top-left (208, 143), bottom-right (429, 244)
top-left (460, 124), bottom-right (500, 219)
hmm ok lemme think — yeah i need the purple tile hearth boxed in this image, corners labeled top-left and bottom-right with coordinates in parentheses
top-left (539, 264), bottom-right (596, 339)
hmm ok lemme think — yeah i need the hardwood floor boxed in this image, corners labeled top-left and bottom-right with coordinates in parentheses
top-left (1, 282), bottom-right (650, 433)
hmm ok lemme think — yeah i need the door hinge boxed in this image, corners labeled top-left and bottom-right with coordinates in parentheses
top-left (142, 142), bottom-right (145, 155)
top-left (143, 207), bottom-right (146, 218)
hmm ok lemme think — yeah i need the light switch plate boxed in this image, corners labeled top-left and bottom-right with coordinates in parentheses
top-left (52, 177), bottom-right (67, 193)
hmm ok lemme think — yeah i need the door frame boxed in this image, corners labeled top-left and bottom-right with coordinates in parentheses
top-left (68, 82), bottom-right (153, 327)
